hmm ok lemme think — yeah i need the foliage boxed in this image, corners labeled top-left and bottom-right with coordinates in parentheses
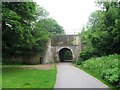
top-left (63, 50), bottom-right (72, 60)
top-left (102, 68), bottom-right (119, 86)
top-left (37, 18), bottom-right (65, 35)
top-left (78, 2), bottom-right (120, 89)
top-left (77, 49), bottom-right (99, 65)
top-left (75, 59), bottom-right (84, 65)
top-left (2, 2), bottom-right (47, 55)
top-left (2, 2), bottom-right (64, 63)
top-left (80, 54), bottom-right (120, 89)
top-left (79, 1), bottom-right (120, 60)
top-left (80, 50), bottom-right (94, 61)
top-left (2, 65), bottom-right (56, 88)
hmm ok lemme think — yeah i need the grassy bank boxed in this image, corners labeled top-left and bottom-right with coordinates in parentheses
top-left (76, 54), bottom-right (120, 90)
top-left (2, 65), bottom-right (57, 88)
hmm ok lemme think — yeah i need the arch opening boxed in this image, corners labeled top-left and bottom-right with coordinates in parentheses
top-left (59, 48), bottom-right (73, 62)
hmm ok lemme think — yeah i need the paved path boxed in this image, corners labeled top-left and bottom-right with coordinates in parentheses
top-left (54, 63), bottom-right (109, 88)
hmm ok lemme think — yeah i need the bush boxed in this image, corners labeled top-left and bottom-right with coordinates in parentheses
top-left (76, 56), bottom-right (86, 65)
top-left (80, 51), bottom-right (92, 60)
top-left (76, 60), bottom-right (83, 65)
top-left (102, 68), bottom-right (120, 88)
top-left (80, 54), bottom-right (120, 88)
top-left (2, 57), bottom-right (23, 65)
top-left (80, 49), bottom-right (100, 61)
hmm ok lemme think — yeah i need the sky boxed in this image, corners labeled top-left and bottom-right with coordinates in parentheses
top-left (33, 0), bottom-right (99, 34)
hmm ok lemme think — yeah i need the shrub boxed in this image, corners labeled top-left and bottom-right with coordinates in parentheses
top-left (102, 68), bottom-right (120, 88)
top-left (80, 54), bottom-right (120, 88)
top-left (80, 51), bottom-right (92, 60)
top-left (80, 49), bottom-right (100, 61)
top-left (76, 60), bottom-right (83, 65)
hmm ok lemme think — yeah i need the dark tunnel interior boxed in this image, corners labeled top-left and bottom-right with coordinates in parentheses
top-left (59, 48), bottom-right (73, 62)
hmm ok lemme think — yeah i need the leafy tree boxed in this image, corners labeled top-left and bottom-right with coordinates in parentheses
top-left (37, 18), bottom-right (65, 35)
top-left (2, 1), bottom-right (65, 60)
top-left (2, 2), bottom-right (37, 55)
top-left (79, 1), bottom-right (120, 60)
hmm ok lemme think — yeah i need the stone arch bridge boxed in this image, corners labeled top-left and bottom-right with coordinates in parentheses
top-left (44, 35), bottom-right (82, 63)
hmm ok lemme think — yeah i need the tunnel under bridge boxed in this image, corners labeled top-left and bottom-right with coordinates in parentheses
top-left (44, 35), bottom-right (82, 63)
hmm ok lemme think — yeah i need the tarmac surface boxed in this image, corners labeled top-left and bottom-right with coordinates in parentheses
top-left (54, 63), bottom-right (109, 88)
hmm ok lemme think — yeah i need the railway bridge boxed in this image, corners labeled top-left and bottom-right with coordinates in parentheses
top-left (44, 35), bottom-right (82, 63)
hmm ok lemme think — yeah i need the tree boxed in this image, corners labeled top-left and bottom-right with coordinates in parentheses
top-left (2, 2), bottom-right (65, 59)
top-left (37, 18), bottom-right (65, 35)
top-left (2, 2), bottom-right (50, 56)
top-left (79, 1), bottom-right (120, 60)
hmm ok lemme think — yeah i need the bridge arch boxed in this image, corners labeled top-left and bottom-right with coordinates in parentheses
top-left (58, 48), bottom-right (73, 62)
top-left (44, 35), bottom-right (82, 63)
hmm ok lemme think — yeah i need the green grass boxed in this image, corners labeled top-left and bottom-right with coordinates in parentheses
top-left (0, 73), bottom-right (2, 90)
top-left (75, 54), bottom-right (120, 90)
top-left (2, 65), bottom-right (57, 88)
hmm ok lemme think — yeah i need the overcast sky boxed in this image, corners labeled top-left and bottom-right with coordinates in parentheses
top-left (33, 0), bottom-right (99, 34)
